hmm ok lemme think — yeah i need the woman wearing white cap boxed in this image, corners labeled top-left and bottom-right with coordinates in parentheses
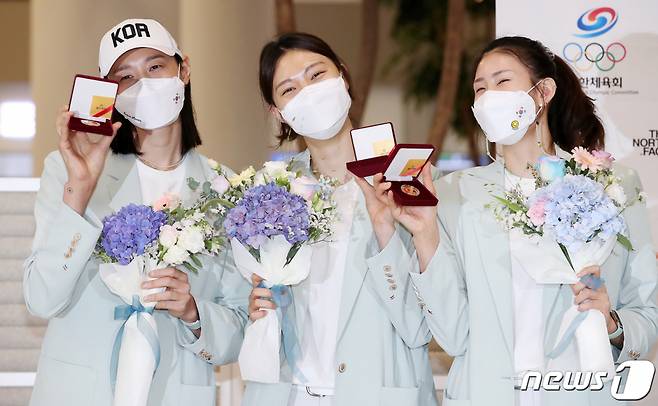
top-left (23, 19), bottom-right (249, 406)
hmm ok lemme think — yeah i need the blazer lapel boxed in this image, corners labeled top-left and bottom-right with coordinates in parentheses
top-left (182, 151), bottom-right (211, 203)
top-left (464, 161), bottom-right (515, 358)
top-left (85, 153), bottom-right (139, 221)
top-left (108, 154), bottom-right (141, 212)
top-left (465, 161), bottom-right (574, 360)
top-left (335, 190), bottom-right (369, 344)
top-left (287, 149), bottom-right (369, 344)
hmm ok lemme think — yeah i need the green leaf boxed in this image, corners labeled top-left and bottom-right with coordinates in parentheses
top-left (182, 261), bottom-right (198, 274)
top-left (190, 254), bottom-right (203, 268)
top-left (616, 233), bottom-right (634, 251)
top-left (202, 181), bottom-right (212, 195)
top-left (201, 198), bottom-right (233, 212)
top-left (248, 246), bottom-right (260, 262)
top-left (558, 243), bottom-right (575, 271)
top-left (285, 243), bottom-right (303, 266)
top-left (492, 195), bottom-right (524, 212)
top-left (187, 177), bottom-right (200, 191)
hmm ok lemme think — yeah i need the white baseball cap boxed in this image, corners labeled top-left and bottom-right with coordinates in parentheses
top-left (98, 18), bottom-right (182, 77)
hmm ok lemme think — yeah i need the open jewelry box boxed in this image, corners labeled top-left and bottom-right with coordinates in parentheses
top-left (346, 122), bottom-right (438, 206)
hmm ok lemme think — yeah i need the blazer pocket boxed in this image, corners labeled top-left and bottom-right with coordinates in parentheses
top-left (31, 355), bottom-right (95, 406)
top-left (177, 383), bottom-right (216, 405)
top-left (380, 386), bottom-right (419, 406)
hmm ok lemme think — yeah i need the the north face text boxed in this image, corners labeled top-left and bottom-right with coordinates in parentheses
top-left (111, 23), bottom-right (150, 47)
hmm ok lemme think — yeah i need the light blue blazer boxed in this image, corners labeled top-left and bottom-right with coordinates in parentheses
top-left (241, 150), bottom-right (438, 406)
top-left (24, 150), bottom-right (250, 406)
top-left (411, 160), bottom-right (658, 406)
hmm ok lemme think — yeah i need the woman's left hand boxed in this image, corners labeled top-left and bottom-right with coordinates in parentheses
top-left (143, 267), bottom-right (199, 324)
top-left (355, 164), bottom-right (440, 272)
top-left (382, 164), bottom-right (439, 237)
top-left (571, 265), bottom-right (616, 333)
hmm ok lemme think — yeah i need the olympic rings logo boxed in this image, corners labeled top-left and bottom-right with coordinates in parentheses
top-left (562, 42), bottom-right (627, 72)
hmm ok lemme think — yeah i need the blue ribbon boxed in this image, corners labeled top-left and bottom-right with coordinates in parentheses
top-left (259, 282), bottom-right (305, 381)
top-left (110, 295), bottom-right (160, 392)
top-left (546, 275), bottom-right (605, 359)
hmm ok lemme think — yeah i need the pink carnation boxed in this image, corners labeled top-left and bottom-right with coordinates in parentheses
top-left (153, 193), bottom-right (180, 211)
top-left (572, 146), bottom-right (605, 173)
top-left (528, 199), bottom-right (547, 226)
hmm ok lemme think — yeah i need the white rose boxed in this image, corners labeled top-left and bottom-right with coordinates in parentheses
top-left (158, 224), bottom-right (178, 249)
top-left (254, 172), bottom-right (267, 186)
top-left (178, 226), bottom-right (205, 253)
top-left (606, 183), bottom-right (627, 206)
top-left (290, 176), bottom-right (317, 201)
top-left (162, 244), bottom-right (190, 265)
top-left (263, 161), bottom-right (290, 180)
top-left (211, 174), bottom-right (230, 194)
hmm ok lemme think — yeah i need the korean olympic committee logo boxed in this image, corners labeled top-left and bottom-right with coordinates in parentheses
top-left (575, 7), bottom-right (618, 38)
top-left (563, 7), bottom-right (626, 72)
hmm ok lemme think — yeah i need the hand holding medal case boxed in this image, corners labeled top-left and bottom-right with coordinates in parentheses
top-left (67, 74), bottom-right (119, 136)
top-left (380, 144), bottom-right (438, 206)
top-left (346, 122), bottom-right (438, 206)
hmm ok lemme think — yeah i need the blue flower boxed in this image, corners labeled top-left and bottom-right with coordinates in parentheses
top-left (534, 174), bottom-right (624, 252)
top-left (99, 204), bottom-right (167, 265)
top-left (537, 155), bottom-right (566, 183)
top-left (224, 182), bottom-right (310, 249)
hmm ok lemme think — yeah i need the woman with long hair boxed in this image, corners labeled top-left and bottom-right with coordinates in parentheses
top-left (366, 36), bottom-right (658, 406)
top-left (24, 19), bottom-right (249, 406)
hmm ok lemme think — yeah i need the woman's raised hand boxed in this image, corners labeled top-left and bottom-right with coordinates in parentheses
top-left (354, 164), bottom-right (440, 272)
top-left (56, 105), bottom-right (121, 214)
top-left (354, 173), bottom-right (397, 249)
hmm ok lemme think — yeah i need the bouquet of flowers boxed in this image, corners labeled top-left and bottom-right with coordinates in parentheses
top-left (185, 159), bottom-right (255, 231)
top-left (488, 147), bottom-right (643, 377)
top-left (95, 195), bottom-right (222, 406)
top-left (220, 160), bottom-right (338, 383)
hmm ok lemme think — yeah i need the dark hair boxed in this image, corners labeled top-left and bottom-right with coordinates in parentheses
top-left (110, 55), bottom-right (202, 155)
top-left (258, 32), bottom-right (353, 145)
top-left (474, 36), bottom-right (604, 151)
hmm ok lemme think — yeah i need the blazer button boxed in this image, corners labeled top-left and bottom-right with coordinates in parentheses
top-left (199, 350), bottom-right (212, 362)
top-left (338, 363), bottom-right (346, 373)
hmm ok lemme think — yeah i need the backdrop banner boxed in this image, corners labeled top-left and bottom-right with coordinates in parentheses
top-left (496, 0), bottom-right (658, 244)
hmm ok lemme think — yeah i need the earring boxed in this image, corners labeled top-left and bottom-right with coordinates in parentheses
top-left (535, 121), bottom-right (554, 156)
top-left (485, 139), bottom-right (495, 162)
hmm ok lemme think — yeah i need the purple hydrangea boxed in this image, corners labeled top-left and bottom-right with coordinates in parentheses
top-left (100, 204), bottom-right (167, 265)
top-left (224, 182), bottom-right (310, 249)
top-left (532, 174), bottom-right (624, 252)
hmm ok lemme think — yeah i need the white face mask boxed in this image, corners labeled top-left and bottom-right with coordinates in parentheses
top-left (115, 71), bottom-right (185, 130)
top-left (279, 76), bottom-right (352, 140)
top-left (471, 81), bottom-right (543, 145)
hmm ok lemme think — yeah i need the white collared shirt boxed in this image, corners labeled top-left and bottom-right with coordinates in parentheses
top-left (506, 170), bottom-right (544, 406)
top-left (292, 179), bottom-right (359, 389)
